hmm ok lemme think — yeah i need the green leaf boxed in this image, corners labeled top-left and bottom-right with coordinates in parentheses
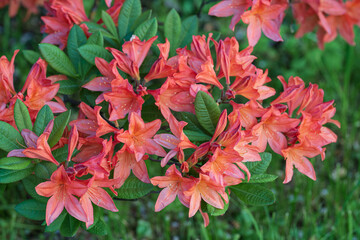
top-left (118, 0), bottom-right (141, 39)
top-left (116, 175), bottom-right (154, 199)
top-left (78, 44), bottom-right (112, 65)
top-left (179, 15), bottom-right (198, 47)
top-left (0, 157), bottom-right (31, 170)
top-left (48, 110), bottom-right (71, 147)
top-left (23, 50), bottom-right (40, 64)
top-left (176, 112), bottom-right (211, 142)
top-left (22, 175), bottom-right (48, 203)
top-left (14, 99), bottom-right (32, 132)
top-left (131, 9), bottom-right (152, 31)
top-left (35, 162), bottom-right (57, 179)
top-left (0, 121), bottom-right (25, 152)
top-left (52, 146), bottom-right (68, 163)
top-left (45, 211), bottom-right (67, 232)
top-left (247, 174), bottom-right (278, 183)
top-left (60, 214), bottom-right (80, 237)
top-left (87, 31), bottom-right (104, 46)
top-left (101, 11), bottom-right (117, 37)
top-left (67, 25), bottom-right (90, 76)
top-left (39, 43), bottom-right (77, 78)
top-left (15, 199), bottom-right (46, 220)
top-left (243, 152), bottom-right (272, 175)
top-left (134, 18), bottom-right (157, 40)
top-left (58, 79), bottom-right (80, 95)
top-left (33, 105), bottom-right (54, 136)
top-left (83, 22), bottom-right (115, 39)
top-left (87, 219), bottom-right (108, 236)
top-left (0, 164), bottom-right (34, 183)
top-left (207, 201), bottom-right (229, 216)
top-left (194, 91), bottom-right (221, 134)
top-left (230, 184), bottom-right (275, 206)
top-left (164, 9), bottom-right (181, 56)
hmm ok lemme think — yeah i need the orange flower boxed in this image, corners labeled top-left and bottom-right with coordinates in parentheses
top-left (35, 165), bottom-right (88, 225)
top-left (108, 36), bottom-right (158, 80)
top-left (154, 114), bottom-right (197, 166)
top-left (116, 113), bottom-right (166, 162)
top-left (151, 164), bottom-right (193, 211)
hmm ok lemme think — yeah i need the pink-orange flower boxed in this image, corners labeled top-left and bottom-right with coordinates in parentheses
top-left (35, 165), bottom-right (88, 225)
top-left (108, 36), bottom-right (158, 80)
top-left (116, 113), bottom-right (166, 161)
top-left (150, 164), bottom-right (193, 211)
top-left (241, 1), bottom-right (288, 46)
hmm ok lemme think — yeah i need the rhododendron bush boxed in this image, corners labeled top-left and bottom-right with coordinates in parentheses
top-left (0, 0), bottom-right (346, 237)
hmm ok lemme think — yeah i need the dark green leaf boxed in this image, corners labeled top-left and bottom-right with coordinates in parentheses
top-left (194, 91), bottom-right (221, 134)
top-left (177, 112), bottom-right (211, 142)
top-left (134, 18), bottom-right (157, 40)
top-left (14, 99), bottom-right (32, 132)
top-left (39, 43), bottom-right (77, 78)
top-left (23, 50), bottom-right (40, 64)
top-left (22, 175), bottom-right (48, 203)
top-left (101, 11), bottom-right (117, 37)
top-left (58, 79), bottom-right (80, 95)
top-left (116, 175), bottom-right (154, 199)
top-left (0, 164), bottom-right (34, 183)
top-left (230, 184), bottom-right (275, 206)
top-left (60, 214), bottom-right (80, 237)
top-left (87, 31), bottom-right (104, 46)
top-left (179, 15), bottom-right (198, 47)
top-left (67, 25), bottom-right (90, 76)
top-left (118, 0), bottom-right (141, 39)
top-left (0, 157), bottom-right (31, 170)
top-left (0, 121), bottom-right (25, 152)
top-left (131, 9), bottom-right (152, 31)
top-left (52, 146), bottom-right (68, 163)
top-left (45, 211), bottom-right (67, 232)
top-left (247, 174), bottom-right (278, 183)
top-left (164, 9), bottom-right (181, 55)
top-left (243, 152), bottom-right (272, 175)
top-left (15, 199), bottom-right (46, 220)
top-left (35, 162), bottom-right (57, 179)
top-left (48, 110), bottom-right (71, 147)
top-left (83, 22), bottom-right (115, 39)
top-left (86, 219), bottom-right (108, 236)
top-left (33, 105), bottom-right (54, 136)
top-left (78, 44), bottom-right (112, 64)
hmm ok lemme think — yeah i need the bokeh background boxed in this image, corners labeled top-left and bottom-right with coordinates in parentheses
top-left (0, 0), bottom-right (359, 239)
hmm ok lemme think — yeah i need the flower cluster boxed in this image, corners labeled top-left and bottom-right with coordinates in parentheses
top-left (0, 0), bottom-right (341, 235)
top-left (208, 0), bottom-right (360, 48)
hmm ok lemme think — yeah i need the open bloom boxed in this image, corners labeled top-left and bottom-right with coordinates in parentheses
top-left (35, 165), bottom-right (88, 225)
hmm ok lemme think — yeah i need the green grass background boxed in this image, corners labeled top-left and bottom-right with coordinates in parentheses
top-left (1, 0), bottom-right (359, 239)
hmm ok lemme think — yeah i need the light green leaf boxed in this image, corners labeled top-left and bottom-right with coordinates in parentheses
top-left (0, 121), bottom-right (26, 152)
top-left (179, 15), bottom-right (198, 47)
top-left (230, 184), bottom-right (275, 206)
top-left (67, 25), bottom-right (90, 76)
top-left (164, 9), bottom-right (181, 56)
top-left (194, 91), bottom-right (221, 134)
top-left (0, 164), bottom-right (34, 183)
top-left (78, 44), bottom-right (112, 64)
top-left (116, 175), bottom-right (154, 199)
top-left (243, 152), bottom-right (272, 175)
top-left (0, 157), bottom-right (31, 170)
top-left (14, 99), bottom-right (32, 132)
top-left (118, 0), bottom-right (141, 39)
top-left (48, 110), bottom-right (71, 147)
top-left (101, 11), bottom-right (117, 37)
top-left (247, 174), bottom-right (278, 183)
top-left (134, 18), bottom-right (157, 40)
top-left (33, 105), bottom-right (54, 136)
top-left (87, 31), bottom-right (104, 46)
top-left (39, 43), bottom-right (77, 78)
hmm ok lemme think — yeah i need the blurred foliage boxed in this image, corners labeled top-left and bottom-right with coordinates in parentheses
top-left (1, 0), bottom-right (360, 239)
